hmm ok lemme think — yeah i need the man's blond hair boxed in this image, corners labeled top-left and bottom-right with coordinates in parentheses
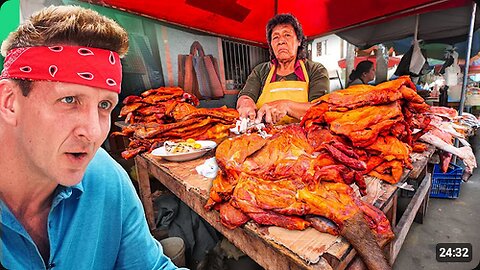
top-left (1, 5), bottom-right (129, 57)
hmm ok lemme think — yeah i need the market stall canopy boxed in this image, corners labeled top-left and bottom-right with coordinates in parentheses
top-left (84, 0), bottom-right (473, 46)
top-left (383, 29), bottom-right (480, 59)
top-left (337, 1), bottom-right (480, 49)
top-left (338, 56), bottom-right (402, 69)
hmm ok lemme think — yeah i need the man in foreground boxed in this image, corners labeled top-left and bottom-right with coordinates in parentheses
top-left (0, 5), bottom-right (183, 269)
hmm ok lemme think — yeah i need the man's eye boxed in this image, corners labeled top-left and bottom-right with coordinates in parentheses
top-left (99, 100), bottom-right (112, 110)
top-left (61, 96), bottom-right (76, 104)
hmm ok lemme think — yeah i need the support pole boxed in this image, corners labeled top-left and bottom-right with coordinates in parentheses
top-left (454, 1), bottom-right (477, 164)
top-left (413, 14), bottom-right (419, 41)
top-left (345, 42), bottom-right (355, 88)
top-left (375, 44), bottom-right (388, 84)
top-left (459, 1), bottom-right (477, 115)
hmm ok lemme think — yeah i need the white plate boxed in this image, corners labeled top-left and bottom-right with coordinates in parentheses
top-left (151, 140), bottom-right (217, 162)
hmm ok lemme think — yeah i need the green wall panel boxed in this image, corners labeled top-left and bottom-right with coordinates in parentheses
top-left (0, 0), bottom-right (20, 70)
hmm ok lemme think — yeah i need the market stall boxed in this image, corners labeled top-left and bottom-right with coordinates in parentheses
top-left (3, 1), bottom-right (479, 269)
top-left (132, 146), bottom-right (433, 270)
top-left (83, 0), bottom-right (480, 117)
top-left (83, 0), bottom-right (474, 46)
top-left (337, 0), bottom-right (479, 115)
top-left (71, 0), bottom-right (480, 268)
top-left (112, 75), bottom-right (479, 269)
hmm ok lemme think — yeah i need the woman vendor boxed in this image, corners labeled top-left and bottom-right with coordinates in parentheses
top-left (236, 13), bottom-right (329, 124)
top-left (348, 60), bottom-right (375, 87)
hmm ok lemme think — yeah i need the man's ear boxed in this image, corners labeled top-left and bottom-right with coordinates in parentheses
top-left (0, 79), bottom-right (19, 125)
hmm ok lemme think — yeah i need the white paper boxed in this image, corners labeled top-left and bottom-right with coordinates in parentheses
top-left (195, 157), bottom-right (219, 179)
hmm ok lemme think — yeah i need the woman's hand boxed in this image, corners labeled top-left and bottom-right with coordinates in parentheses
top-left (236, 96), bottom-right (257, 120)
top-left (255, 100), bottom-right (290, 124)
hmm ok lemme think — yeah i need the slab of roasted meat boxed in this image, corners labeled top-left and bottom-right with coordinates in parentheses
top-left (420, 107), bottom-right (478, 179)
top-left (113, 87), bottom-right (238, 159)
top-left (207, 125), bottom-right (393, 270)
top-left (206, 77), bottom-right (448, 269)
top-left (301, 76), bottom-right (430, 184)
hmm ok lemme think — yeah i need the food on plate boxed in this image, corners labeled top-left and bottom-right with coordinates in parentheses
top-left (164, 139), bottom-right (202, 154)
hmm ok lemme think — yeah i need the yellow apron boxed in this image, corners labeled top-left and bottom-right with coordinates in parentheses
top-left (256, 60), bottom-right (309, 124)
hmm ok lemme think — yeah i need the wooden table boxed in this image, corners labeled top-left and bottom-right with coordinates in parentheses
top-left (134, 145), bottom-right (435, 270)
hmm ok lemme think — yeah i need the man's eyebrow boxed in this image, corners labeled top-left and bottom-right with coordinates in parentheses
top-left (106, 94), bottom-right (119, 104)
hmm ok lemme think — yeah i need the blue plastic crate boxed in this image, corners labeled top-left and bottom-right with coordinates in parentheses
top-left (430, 163), bottom-right (463, 199)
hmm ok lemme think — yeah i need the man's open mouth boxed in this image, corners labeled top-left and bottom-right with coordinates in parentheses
top-left (68, 152), bottom-right (88, 159)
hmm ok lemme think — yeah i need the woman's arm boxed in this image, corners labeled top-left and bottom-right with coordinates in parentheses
top-left (236, 95), bottom-right (257, 120)
top-left (236, 62), bottom-right (269, 119)
top-left (307, 60), bottom-right (330, 101)
top-left (255, 99), bottom-right (314, 124)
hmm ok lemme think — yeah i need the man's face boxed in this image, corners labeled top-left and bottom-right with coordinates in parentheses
top-left (271, 24), bottom-right (300, 62)
top-left (14, 81), bottom-right (118, 186)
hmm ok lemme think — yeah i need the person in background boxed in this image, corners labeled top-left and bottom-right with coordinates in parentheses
top-left (236, 13), bottom-right (329, 125)
top-left (348, 60), bottom-right (375, 87)
top-left (0, 6), bottom-right (184, 269)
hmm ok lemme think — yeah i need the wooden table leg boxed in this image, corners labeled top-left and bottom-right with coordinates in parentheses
top-left (382, 193), bottom-right (397, 264)
top-left (390, 173), bottom-right (431, 264)
top-left (409, 166), bottom-right (427, 224)
top-left (135, 155), bottom-right (156, 230)
top-left (414, 197), bottom-right (427, 224)
top-left (414, 173), bottom-right (431, 224)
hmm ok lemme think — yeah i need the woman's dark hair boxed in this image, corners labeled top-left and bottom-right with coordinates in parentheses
top-left (266, 13), bottom-right (306, 60)
top-left (349, 60), bottom-right (374, 81)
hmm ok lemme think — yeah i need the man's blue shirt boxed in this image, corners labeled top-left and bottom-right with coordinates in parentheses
top-left (1, 148), bottom-right (181, 269)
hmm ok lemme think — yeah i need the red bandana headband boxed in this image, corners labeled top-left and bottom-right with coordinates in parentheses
top-left (0, 45), bottom-right (122, 93)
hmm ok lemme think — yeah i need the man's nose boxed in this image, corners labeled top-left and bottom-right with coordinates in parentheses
top-left (74, 107), bottom-right (103, 142)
